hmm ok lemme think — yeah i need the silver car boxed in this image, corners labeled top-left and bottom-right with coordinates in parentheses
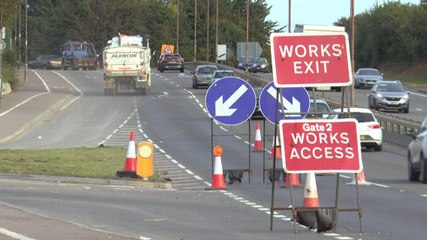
top-left (354, 68), bottom-right (383, 88)
top-left (192, 65), bottom-right (218, 89)
top-left (407, 115), bottom-right (427, 183)
top-left (368, 80), bottom-right (410, 113)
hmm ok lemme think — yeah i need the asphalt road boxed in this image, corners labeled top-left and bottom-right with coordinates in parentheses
top-left (0, 68), bottom-right (426, 239)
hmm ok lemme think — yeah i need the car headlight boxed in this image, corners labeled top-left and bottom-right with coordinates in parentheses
top-left (400, 95), bottom-right (410, 103)
top-left (260, 64), bottom-right (266, 68)
top-left (375, 93), bottom-right (384, 99)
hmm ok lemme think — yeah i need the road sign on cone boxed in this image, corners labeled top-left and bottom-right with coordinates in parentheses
top-left (116, 131), bottom-right (138, 178)
top-left (253, 123), bottom-right (263, 152)
top-left (210, 145), bottom-right (226, 190)
top-left (303, 173), bottom-right (320, 207)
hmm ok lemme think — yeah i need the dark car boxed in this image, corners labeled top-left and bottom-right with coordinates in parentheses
top-left (192, 64), bottom-right (218, 89)
top-left (237, 57), bottom-right (270, 73)
top-left (251, 87), bottom-right (264, 120)
top-left (368, 80), bottom-right (410, 113)
top-left (157, 53), bottom-right (184, 72)
top-left (28, 55), bottom-right (59, 69)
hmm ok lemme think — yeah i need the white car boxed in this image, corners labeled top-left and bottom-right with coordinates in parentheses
top-left (407, 115), bottom-right (427, 183)
top-left (328, 107), bottom-right (383, 151)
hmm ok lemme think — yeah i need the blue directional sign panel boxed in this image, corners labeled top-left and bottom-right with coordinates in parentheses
top-left (259, 82), bottom-right (310, 124)
top-left (206, 77), bottom-right (256, 126)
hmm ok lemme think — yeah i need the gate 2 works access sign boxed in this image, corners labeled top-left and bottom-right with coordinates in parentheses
top-left (279, 119), bottom-right (363, 174)
top-left (270, 32), bottom-right (352, 88)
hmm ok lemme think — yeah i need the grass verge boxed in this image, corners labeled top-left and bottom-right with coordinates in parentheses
top-left (0, 147), bottom-right (168, 182)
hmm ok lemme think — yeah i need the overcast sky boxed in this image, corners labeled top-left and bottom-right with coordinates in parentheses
top-left (265, 0), bottom-right (420, 29)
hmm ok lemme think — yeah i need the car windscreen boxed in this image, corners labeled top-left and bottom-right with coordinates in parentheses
top-left (376, 83), bottom-right (405, 92)
top-left (359, 69), bottom-right (380, 75)
top-left (337, 112), bottom-right (375, 123)
top-left (309, 103), bottom-right (330, 113)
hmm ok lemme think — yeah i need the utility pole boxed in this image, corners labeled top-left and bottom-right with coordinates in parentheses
top-left (245, 0), bottom-right (249, 73)
top-left (194, 0), bottom-right (197, 62)
top-left (206, 0), bottom-right (210, 62)
top-left (176, 0), bottom-right (179, 53)
top-left (25, 0), bottom-right (28, 83)
top-left (350, 0), bottom-right (355, 106)
top-left (215, 0), bottom-right (218, 63)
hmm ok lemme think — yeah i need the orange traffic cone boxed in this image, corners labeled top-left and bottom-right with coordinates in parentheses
top-left (350, 170), bottom-right (367, 185)
top-left (116, 131), bottom-right (137, 178)
top-left (284, 172), bottom-right (301, 187)
top-left (210, 145), bottom-right (226, 189)
top-left (303, 173), bottom-right (320, 207)
top-left (253, 123), bottom-right (263, 152)
top-left (271, 136), bottom-right (281, 158)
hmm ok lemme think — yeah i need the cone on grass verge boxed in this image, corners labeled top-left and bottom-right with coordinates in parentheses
top-left (303, 173), bottom-right (320, 208)
top-left (252, 123), bottom-right (263, 152)
top-left (349, 170), bottom-right (367, 185)
top-left (209, 145), bottom-right (226, 190)
top-left (116, 131), bottom-right (137, 178)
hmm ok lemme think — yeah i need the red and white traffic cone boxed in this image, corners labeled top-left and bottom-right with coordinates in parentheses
top-left (210, 145), bottom-right (226, 190)
top-left (253, 123), bottom-right (263, 152)
top-left (284, 172), bottom-right (301, 188)
top-left (303, 173), bottom-right (320, 208)
top-left (116, 131), bottom-right (137, 178)
top-left (271, 136), bottom-right (281, 159)
top-left (350, 169), bottom-right (367, 185)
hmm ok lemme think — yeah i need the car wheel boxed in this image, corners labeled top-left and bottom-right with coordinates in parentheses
top-left (404, 107), bottom-right (409, 113)
top-left (180, 68), bottom-right (184, 73)
top-left (374, 144), bottom-right (382, 152)
top-left (408, 154), bottom-right (419, 181)
top-left (419, 154), bottom-right (427, 183)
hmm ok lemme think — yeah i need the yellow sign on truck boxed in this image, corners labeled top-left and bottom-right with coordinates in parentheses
top-left (161, 44), bottom-right (175, 55)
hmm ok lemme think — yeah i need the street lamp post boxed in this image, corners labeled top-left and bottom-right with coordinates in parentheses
top-left (176, 0), bottom-right (179, 54)
top-left (206, 0), bottom-right (210, 62)
top-left (194, 0), bottom-right (197, 62)
top-left (24, 0), bottom-right (28, 83)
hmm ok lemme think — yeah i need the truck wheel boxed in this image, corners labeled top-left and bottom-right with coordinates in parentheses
top-left (420, 155), bottom-right (427, 183)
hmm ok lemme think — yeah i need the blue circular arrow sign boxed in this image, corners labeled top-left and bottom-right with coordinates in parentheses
top-left (259, 82), bottom-right (310, 124)
top-left (205, 77), bottom-right (256, 126)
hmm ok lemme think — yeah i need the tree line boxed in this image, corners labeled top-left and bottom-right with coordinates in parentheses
top-left (0, 0), bottom-right (426, 87)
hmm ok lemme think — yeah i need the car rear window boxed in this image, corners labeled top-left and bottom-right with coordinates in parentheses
top-left (337, 112), bottom-right (375, 122)
top-left (165, 55), bottom-right (180, 61)
top-left (199, 67), bottom-right (217, 74)
top-left (216, 72), bottom-right (234, 78)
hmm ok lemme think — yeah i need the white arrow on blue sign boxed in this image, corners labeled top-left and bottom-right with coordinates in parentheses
top-left (205, 77), bottom-right (256, 126)
top-left (259, 82), bottom-right (310, 124)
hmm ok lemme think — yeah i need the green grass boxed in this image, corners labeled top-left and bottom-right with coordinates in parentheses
top-left (0, 147), bottom-right (167, 181)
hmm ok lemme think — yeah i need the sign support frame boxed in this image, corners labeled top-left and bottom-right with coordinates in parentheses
top-left (268, 87), bottom-right (364, 234)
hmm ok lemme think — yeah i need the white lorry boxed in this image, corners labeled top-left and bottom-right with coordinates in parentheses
top-left (103, 34), bottom-right (151, 95)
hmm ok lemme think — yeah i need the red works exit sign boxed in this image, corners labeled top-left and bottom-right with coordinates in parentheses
top-left (270, 33), bottom-right (352, 88)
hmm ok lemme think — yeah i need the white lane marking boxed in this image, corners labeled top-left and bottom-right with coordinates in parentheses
top-left (0, 227), bottom-right (36, 240)
top-left (52, 71), bottom-right (84, 110)
top-left (31, 70), bottom-right (51, 92)
top-left (409, 91), bottom-right (427, 97)
top-left (0, 92), bottom-right (49, 117)
top-left (421, 194), bottom-right (427, 198)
